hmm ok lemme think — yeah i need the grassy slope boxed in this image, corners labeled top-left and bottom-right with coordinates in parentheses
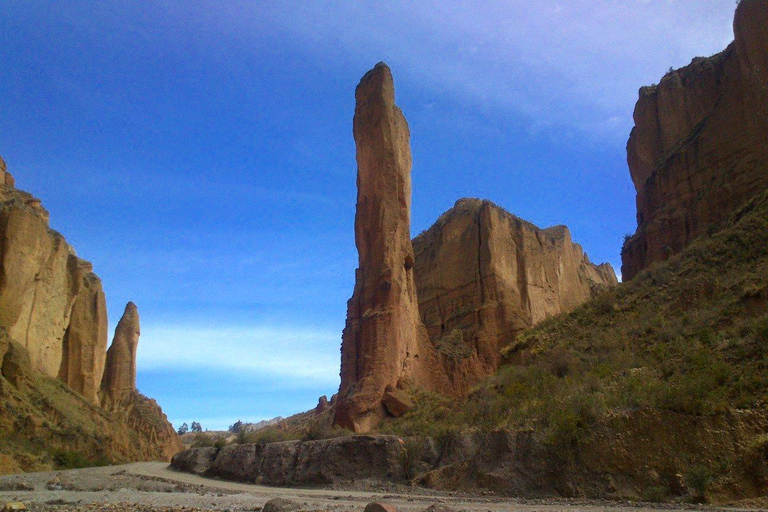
top-left (0, 336), bottom-right (178, 474)
top-left (378, 189), bottom-right (768, 500)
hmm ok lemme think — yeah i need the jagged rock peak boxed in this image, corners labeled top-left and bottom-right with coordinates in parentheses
top-left (0, 155), bottom-right (15, 188)
top-left (335, 63), bottom-right (449, 433)
top-left (101, 301), bottom-right (140, 405)
top-left (356, 62), bottom-right (394, 101)
top-left (734, 0), bottom-right (768, 72)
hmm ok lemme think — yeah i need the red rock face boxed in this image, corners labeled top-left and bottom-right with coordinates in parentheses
top-left (622, 0), bottom-right (768, 280)
top-left (335, 63), bottom-right (450, 433)
top-left (414, 198), bottom-right (617, 393)
top-left (0, 165), bottom-right (181, 460)
top-left (336, 64), bottom-right (617, 432)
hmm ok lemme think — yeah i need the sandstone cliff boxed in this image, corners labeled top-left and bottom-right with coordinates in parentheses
top-left (621, 0), bottom-right (768, 280)
top-left (336, 64), bottom-right (616, 432)
top-left (0, 160), bottom-right (181, 471)
top-left (335, 63), bottom-right (450, 433)
top-left (414, 198), bottom-right (617, 391)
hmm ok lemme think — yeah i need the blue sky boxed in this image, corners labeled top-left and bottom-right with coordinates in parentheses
top-left (0, 1), bottom-right (737, 430)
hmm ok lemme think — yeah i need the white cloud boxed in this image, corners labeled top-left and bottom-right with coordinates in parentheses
top-left (137, 323), bottom-right (341, 386)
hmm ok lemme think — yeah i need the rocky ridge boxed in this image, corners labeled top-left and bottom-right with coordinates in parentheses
top-left (0, 159), bottom-right (181, 472)
top-left (621, 0), bottom-right (768, 280)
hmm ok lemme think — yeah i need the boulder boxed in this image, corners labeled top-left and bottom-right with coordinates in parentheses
top-left (364, 504), bottom-right (398, 512)
top-left (262, 498), bottom-right (301, 512)
top-left (382, 387), bottom-right (414, 417)
top-left (170, 446), bottom-right (218, 475)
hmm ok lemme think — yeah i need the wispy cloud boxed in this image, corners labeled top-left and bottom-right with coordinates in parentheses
top-left (194, 0), bottom-right (735, 138)
top-left (138, 324), bottom-right (341, 386)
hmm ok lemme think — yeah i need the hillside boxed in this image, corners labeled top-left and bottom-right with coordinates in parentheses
top-left (0, 160), bottom-right (181, 473)
top-left (380, 187), bottom-right (768, 502)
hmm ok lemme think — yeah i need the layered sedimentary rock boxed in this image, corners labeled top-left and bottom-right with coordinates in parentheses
top-left (335, 63), bottom-right (449, 433)
top-left (58, 269), bottom-right (108, 404)
top-left (0, 180), bottom-right (104, 399)
top-left (101, 302), bottom-right (140, 406)
top-left (621, 0), bottom-right (768, 280)
top-left (414, 198), bottom-right (617, 390)
top-left (336, 64), bottom-right (617, 432)
top-left (0, 159), bottom-right (181, 468)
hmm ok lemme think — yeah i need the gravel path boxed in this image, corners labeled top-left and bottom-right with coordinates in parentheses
top-left (0, 462), bottom-right (756, 512)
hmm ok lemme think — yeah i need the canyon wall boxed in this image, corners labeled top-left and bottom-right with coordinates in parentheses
top-left (0, 159), bottom-right (181, 468)
top-left (621, 0), bottom-right (768, 280)
top-left (336, 64), bottom-right (617, 432)
top-left (414, 198), bottom-right (616, 390)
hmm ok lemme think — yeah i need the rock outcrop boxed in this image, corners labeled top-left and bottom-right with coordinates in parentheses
top-left (414, 198), bottom-right (617, 391)
top-left (172, 435), bottom-right (408, 486)
top-left (336, 64), bottom-right (616, 431)
top-left (335, 63), bottom-right (449, 433)
top-left (101, 302), bottom-right (140, 406)
top-left (173, 409), bottom-right (768, 500)
top-left (621, 0), bottom-right (768, 280)
top-left (0, 159), bottom-right (181, 470)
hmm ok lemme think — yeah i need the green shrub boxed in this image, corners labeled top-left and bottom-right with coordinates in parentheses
top-left (686, 465), bottom-right (713, 499)
top-left (641, 485), bottom-right (669, 503)
top-left (398, 437), bottom-right (424, 480)
top-left (302, 422), bottom-right (350, 441)
top-left (52, 449), bottom-right (89, 469)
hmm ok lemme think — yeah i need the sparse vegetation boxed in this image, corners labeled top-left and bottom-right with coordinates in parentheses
top-left (381, 190), bottom-right (768, 487)
top-left (398, 437), bottom-right (424, 480)
top-left (435, 328), bottom-right (472, 360)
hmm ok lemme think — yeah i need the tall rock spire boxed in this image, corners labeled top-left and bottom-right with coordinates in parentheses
top-left (101, 301), bottom-right (140, 406)
top-left (334, 63), bottom-right (447, 432)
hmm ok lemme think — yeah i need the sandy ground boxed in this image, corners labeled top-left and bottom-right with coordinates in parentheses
top-left (0, 462), bottom-right (759, 512)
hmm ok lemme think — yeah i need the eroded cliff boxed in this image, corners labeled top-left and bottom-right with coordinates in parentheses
top-left (335, 63), bottom-right (450, 433)
top-left (0, 160), bottom-right (181, 472)
top-left (621, 0), bottom-right (768, 280)
top-left (414, 198), bottom-right (617, 392)
top-left (336, 64), bottom-right (616, 432)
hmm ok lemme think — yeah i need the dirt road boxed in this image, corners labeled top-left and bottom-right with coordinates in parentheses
top-left (0, 461), bottom-right (740, 512)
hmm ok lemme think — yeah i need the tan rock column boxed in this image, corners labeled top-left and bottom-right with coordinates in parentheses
top-left (101, 301), bottom-right (140, 406)
top-left (335, 63), bottom-right (444, 432)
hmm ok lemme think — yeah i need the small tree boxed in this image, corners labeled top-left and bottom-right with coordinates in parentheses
top-left (229, 420), bottom-right (244, 434)
top-left (177, 423), bottom-right (189, 435)
top-left (190, 421), bottom-right (202, 433)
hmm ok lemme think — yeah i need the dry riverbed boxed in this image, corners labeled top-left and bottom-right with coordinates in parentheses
top-left (0, 462), bottom-right (761, 512)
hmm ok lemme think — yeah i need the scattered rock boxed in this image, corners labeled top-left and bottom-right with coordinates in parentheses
top-left (45, 477), bottom-right (62, 491)
top-left (262, 498), bottom-right (301, 512)
top-left (422, 505), bottom-right (456, 512)
top-left (364, 503), bottom-right (397, 512)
